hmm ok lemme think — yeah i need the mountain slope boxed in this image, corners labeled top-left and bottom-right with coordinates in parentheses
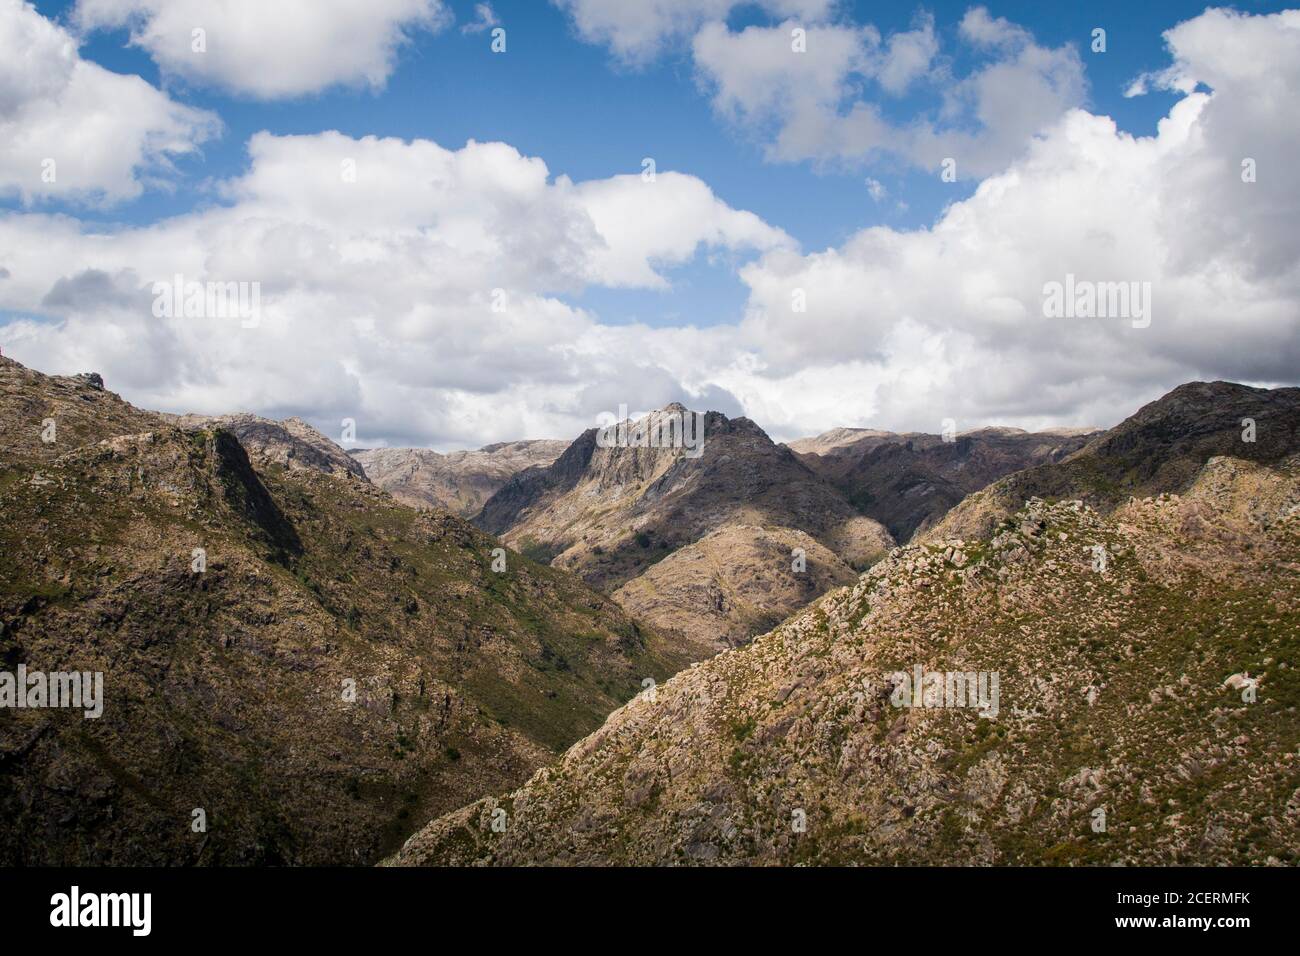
top-left (792, 426), bottom-right (1097, 543)
top-left (352, 440), bottom-right (567, 517)
top-left (610, 524), bottom-right (858, 654)
top-left (0, 356), bottom-right (690, 865)
top-left (474, 405), bottom-right (893, 649)
top-left (928, 382), bottom-right (1300, 544)
top-left (166, 412), bottom-right (369, 481)
top-left (0, 364), bottom-right (162, 459)
top-left (391, 452), bottom-right (1300, 866)
top-left (786, 427), bottom-right (899, 458)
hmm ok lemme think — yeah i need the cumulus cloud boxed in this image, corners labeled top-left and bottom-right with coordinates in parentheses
top-left (0, 0), bottom-right (218, 204)
top-left (692, 6), bottom-right (1084, 177)
top-left (2, 7), bottom-right (1296, 451)
top-left (72, 0), bottom-right (450, 99)
top-left (554, 0), bottom-right (834, 63)
top-left (724, 8), bottom-right (1300, 438)
top-left (0, 131), bottom-right (789, 447)
top-left (692, 19), bottom-right (870, 127)
top-left (875, 12), bottom-right (938, 95)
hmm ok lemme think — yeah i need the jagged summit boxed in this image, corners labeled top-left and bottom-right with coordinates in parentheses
top-left (472, 405), bottom-right (893, 650)
top-left (165, 411), bottom-right (368, 481)
top-left (476, 406), bottom-right (892, 587)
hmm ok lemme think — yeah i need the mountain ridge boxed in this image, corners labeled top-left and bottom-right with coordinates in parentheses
top-left (351, 440), bottom-right (567, 517)
top-left (927, 380), bottom-right (1300, 544)
top-left (0, 355), bottom-right (691, 865)
top-left (469, 406), bottom-right (894, 651)
top-left (389, 451), bottom-right (1300, 866)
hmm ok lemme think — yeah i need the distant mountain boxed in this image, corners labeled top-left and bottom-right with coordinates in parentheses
top-left (391, 445), bottom-right (1300, 866)
top-left (928, 382), bottom-right (1300, 543)
top-left (791, 425), bottom-right (1098, 543)
top-left (351, 440), bottom-right (567, 517)
top-left (166, 412), bottom-right (369, 481)
top-left (0, 356), bottom-right (691, 865)
top-left (785, 427), bottom-right (905, 458)
top-left (472, 405), bottom-right (894, 650)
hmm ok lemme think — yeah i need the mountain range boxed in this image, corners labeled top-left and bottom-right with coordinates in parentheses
top-left (389, 381), bottom-right (1300, 866)
top-left (791, 425), bottom-right (1099, 542)
top-left (0, 356), bottom-right (689, 864)
top-left (352, 441), bottom-right (568, 517)
top-left (392, 452), bottom-right (1300, 865)
top-left (3, 353), bottom-right (1297, 866)
top-left (352, 408), bottom-right (1105, 652)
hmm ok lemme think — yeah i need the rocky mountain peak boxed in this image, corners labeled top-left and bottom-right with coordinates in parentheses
top-left (473, 402), bottom-right (895, 638)
top-left (164, 411), bottom-right (368, 481)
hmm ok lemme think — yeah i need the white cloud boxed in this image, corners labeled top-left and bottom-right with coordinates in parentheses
top-left (724, 8), bottom-right (1300, 438)
top-left (0, 131), bottom-right (788, 447)
top-left (554, 0), bottom-right (834, 63)
top-left (0, 0), bottom-right (218, 204)
top-left (73, 0), bottom-right (450, 99)
top-left (692, 6), bottom-right (1085, 177)
top-left (875, 12), bottom-right (937, 95)
top-left (2, 7), bottom-right (1296, 451)
top-left (957, 6), bottom-right (1028, 49)
top-left (575, 172), bottom-right (792, 287)
top-left (461, 2), bottom-right (499, 35)
top-left (692, 19), bottom-right (870, 133)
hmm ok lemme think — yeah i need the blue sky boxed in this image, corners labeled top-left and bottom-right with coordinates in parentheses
top-left (14, 0), bottom-right (1260, 326)
top-left (2, 1), bottom-right (1298, 447)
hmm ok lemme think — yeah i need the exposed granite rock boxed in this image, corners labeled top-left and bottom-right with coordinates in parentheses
top-left (165, 412), bottom-right (368, 481)
top-left (472, 406), bottom-right (894, 652)
top-left (352, 440), bottom-right (567, 517)
top-left (611, 524), bottom-right (858, 654)
top-left (927, 382), bottom-right (1300, 544)
top-left (791, 425), bottom-right (1097, 543)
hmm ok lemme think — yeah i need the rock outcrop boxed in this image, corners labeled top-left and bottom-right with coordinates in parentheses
top-left (792, 425), bottom-right (1097, 543)
top-left (165, 412), bottom-right (369, 481)
top-left (474, 406), bottom-right (894, 650)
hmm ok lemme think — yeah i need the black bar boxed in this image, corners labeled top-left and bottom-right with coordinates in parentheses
top-left (1, 866), bottom-right (1285, 941)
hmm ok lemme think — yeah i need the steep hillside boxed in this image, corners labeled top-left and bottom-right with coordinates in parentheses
top-left (352, 440), bottom-right (566, 517)
top-left (0, 356), bottom-right (690, 865)
top-left (0, 364), bottom-right (162, 459)
top-left (929, 382), bottom-right (1300, 543)
top-left (166, 412), bottom-right (368, 481)
top-left (474, 405), bottom-right (893, 649)
top-left (391, 453), bottom-right (1300, 866)
top-left (793, 426), bottom-right (1096, 543)
top-left (610, 525), bottom-right (858, 654)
